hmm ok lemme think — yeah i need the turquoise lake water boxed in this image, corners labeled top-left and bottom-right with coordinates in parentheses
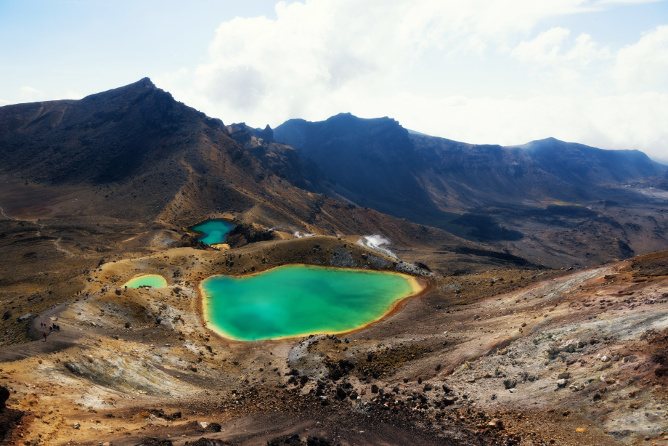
top-left (124, 274), bottom-right (167, 288)
top-left (200, 265), bottom-right (420, 341)
top-left (192, 220), bottom-right (235, 245)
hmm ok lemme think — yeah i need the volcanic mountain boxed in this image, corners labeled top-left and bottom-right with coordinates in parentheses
top-left (274, 113), bottom-right (666, 214)
top-left (2, 79), bottom-right (667, 268)
top-left (273, 113), bottom-right (668, 266)
top-left (0, 79), bottom-right (459, 244)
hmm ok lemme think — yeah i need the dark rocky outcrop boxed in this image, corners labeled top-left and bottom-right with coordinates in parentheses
top-left (226, 223), bottom-right (277, 248)
top-left (266, 434), bottom-right (333, 446)
top-left (0, 386), bottom-right (24, 444)
top-left (136, 438), bottom-right (174, 446)
top-left (185, 439), bottom-right (236, 446)
top-left (0, 386), bottom-right (9, 411)
top-left (226, 122), bottom-right (322, 189)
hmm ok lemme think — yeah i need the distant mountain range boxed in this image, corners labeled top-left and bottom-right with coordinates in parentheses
top-left (270, 114), bottom-right (668, 265)
top-left (1, 79), bottom-right (667, 267)
top-left (273, 112), bottom-right (667, 219)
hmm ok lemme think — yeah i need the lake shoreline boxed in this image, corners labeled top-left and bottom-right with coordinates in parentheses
top-left (123, 274), bottom-right (168, 288)
top-left (191, 219), bottom-right (236, 245)
top-left (199, 264), bottom-right (429, 342)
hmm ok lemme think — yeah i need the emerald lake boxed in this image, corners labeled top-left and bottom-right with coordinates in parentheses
top-left (124, 274), bottom-right (167, 288)
top-left (200, 265), bottom-right (422, 341)
top-left (192, 220), bottom-right (235, 245)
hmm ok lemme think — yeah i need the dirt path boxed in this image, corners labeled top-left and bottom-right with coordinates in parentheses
top-left (0, 304), bottom-right (82, 363)
top-left (0, 204), bottom-right (14, 220)
top-left (121, 230), bottom-right (150, 243)
top-left (52, 237), bottom-right (74, 257)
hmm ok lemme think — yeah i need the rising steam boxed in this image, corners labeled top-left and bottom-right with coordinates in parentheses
top-left (357, 235), bottom-right (398, 259)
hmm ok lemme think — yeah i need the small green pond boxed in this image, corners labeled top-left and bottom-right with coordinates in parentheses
top-left (192, 219), bottom-right (235, 245)
top-left (200, 265), bottom-right (422, 341)
top-left (124, 274), bottom-right (168, 289)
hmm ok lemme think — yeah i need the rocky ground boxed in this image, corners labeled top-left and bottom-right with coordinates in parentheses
top-left (0, 228), bottom-right (666, 445)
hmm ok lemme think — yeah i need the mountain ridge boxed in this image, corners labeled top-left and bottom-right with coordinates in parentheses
top-left (273, 112), bottom-right (668, 266)
top-left (0, 79), bottom-right (478, 261)
top-left (1, 79), bottom-right (667, 267)
top-left (274, 113), bottom-right (667, 213)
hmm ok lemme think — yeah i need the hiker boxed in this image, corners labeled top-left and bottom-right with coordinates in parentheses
top-left (43, 332), bottom-right (48, 342)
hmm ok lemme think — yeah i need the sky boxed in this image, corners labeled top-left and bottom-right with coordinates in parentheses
top-left (1, 0), bottom-right (668, 163)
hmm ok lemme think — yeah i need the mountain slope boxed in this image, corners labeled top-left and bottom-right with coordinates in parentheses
top-left (275, 114), bottom-right (667, 212)
top-left (517, 137), bottom-right (666, 187)
top-left (274, 113), bottom-right (439, 219)
top-left (0, 80), bottom-right (479, 258)
top-left (0, 80), bottom-right (338, 226)
top-left (0, 78), bottom-right (262, 223)
top-left (2, 81), bottom-right (666, 268)
top-left (274, 113), bottom-right (668, 266)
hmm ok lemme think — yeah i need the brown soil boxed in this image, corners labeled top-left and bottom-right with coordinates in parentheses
top-left (0, 234), bottom-right (666, 445)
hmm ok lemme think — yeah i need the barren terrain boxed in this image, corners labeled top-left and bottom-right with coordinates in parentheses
top-left (1, 79), bottom-right (668, 446)
top-left (0, 227), bottom-right (666, 445)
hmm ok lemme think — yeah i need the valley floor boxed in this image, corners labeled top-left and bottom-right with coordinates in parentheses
top-left (0, 238), bottom-right (667, 446)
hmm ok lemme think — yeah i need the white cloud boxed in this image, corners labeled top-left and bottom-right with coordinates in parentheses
top-left (513, 27), bottom-right (573, 64)
top-left (384, 91), bottom-right (668, 161)
top-left (20, 86), bottom-right (39, 94)
top-left (569, 33), bottom-right (608, 64)
top-left (192, 1), bottom-right (408, 119)
top-left (20, 86), bottom-right (42, 101)
top-left (167, 1), bottom-right (597, 123)
top-left (64, 90), bottom-right (85, 100)
top-left (613, 25), bottom-right (668, 91)
top-left (512, 27), bottom-right (611, 83)
top-left (156, 0), bottom-right (668, 162)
